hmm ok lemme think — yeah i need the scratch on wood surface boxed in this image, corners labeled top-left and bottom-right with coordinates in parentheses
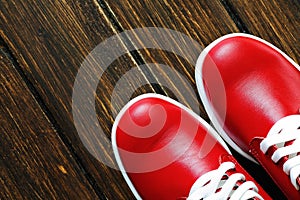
top-left (58, 165), bottom-right (68, 174)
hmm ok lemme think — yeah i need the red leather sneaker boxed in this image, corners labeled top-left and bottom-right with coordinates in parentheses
top-left (195, 33), bottom-right (300, 199)
top-left (112, 93), bottom-right (270, 199)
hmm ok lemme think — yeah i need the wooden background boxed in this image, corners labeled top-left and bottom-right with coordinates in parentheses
top-left (0, 0), bottom-right (299, 199)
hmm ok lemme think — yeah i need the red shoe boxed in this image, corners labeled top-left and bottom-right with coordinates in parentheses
top-left (112, 94), bottom-right (270, 199)
top-left (195, 33), bottom-right (300, 199)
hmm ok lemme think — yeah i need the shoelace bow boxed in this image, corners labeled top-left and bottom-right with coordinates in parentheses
top-left (187, 162), bottom-right (263, 200)
top-left (260, 114), bottom-right (300, 190)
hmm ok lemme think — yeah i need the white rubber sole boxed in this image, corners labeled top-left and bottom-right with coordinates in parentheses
top-left (111, 93), bottom-right (231, 199)
top-left (195, 33), bottom-right (300, 164)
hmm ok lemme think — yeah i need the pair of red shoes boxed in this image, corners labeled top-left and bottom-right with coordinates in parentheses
top-left (112, 33), bottom-right (300, 199)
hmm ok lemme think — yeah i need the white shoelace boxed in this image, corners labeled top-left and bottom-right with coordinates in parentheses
top-left (260, 115), bottom-right (300, 190)
top-left (187, 162), bottom-right (263, 200)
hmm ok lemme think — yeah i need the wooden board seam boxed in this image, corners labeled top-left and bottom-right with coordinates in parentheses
top-left (0, 36), bottom-right (107, 199)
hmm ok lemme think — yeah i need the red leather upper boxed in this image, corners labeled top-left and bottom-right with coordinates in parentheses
top-left (201, 35), bottom-right (300, 199)
top-left (202, 36), bottom-right (300, 152)
top-left (203, 37), bottom-right (300, 151)
top-left (114, 96), bottom-right (270, 199)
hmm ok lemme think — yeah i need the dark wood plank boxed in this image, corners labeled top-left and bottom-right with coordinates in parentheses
top-left (0, 0), bottom-right (143, 199)
top-left (226, 0), bottom-right (300, 63)
top-left (103, 0), bottom-right (239, 44)
top-left (102, 0), bottom-right (240, 118)
top-left (0, 44), bottom-right (99, 199)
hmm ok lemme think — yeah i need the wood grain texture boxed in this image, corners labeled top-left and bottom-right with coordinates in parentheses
top-left (226, 0), bottom-right (300, 63)
top-left (0, 0), bottom-right (140, 199)
top-left (102, 0), bottom-right (240, 119)
top-left (0, 44), bottom-right (98, 199)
